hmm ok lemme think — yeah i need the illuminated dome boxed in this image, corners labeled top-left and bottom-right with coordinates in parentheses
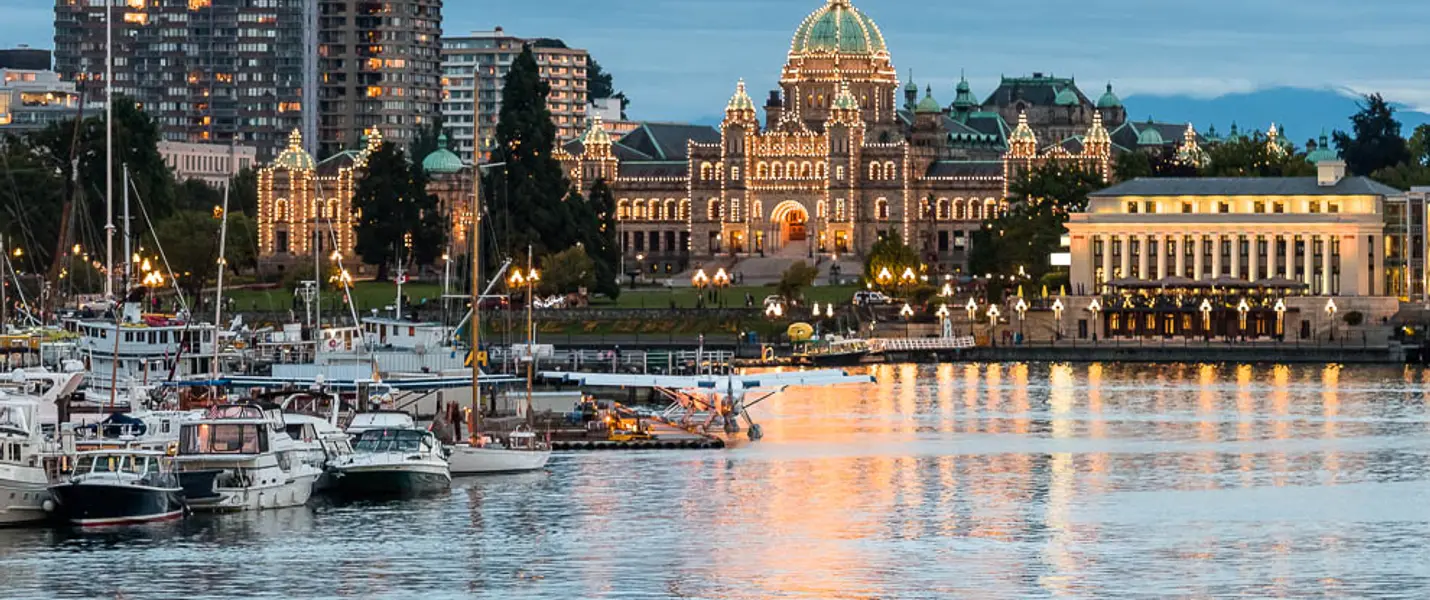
top-left (791, 0), bottom-right (888, 55)
top-left (273, 129), bottom-right (315, 171)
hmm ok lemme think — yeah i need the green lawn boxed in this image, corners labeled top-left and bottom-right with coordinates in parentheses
top-left (223, 281), bottom-right (444, 313)
top-left (597, 284), bottom-right (859, 309)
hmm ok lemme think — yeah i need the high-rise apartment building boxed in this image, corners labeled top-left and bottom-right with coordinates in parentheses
top-left (52, 0), bottom-right (315, 159)
top-left (317, 0), bottom-right (443, 159)
top-left (441, 28), bottom-right (589, 163)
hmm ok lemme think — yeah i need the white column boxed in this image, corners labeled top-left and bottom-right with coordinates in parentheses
top-left (1267, 236), bottom-right (1279, 280)
top-left (1119, 236), bottom-right (1131, 279)
top-left (1193, 234), bottom-right (1205, 280)
top-left (1321, 234), bottom-right (1333, 295)
top-left (1175, 236), bottom-right (1186, 278)
top-left (1157, 235), bottom-right (1168, 280)
top-left (1248, 235), bottom-right (1260, 282)
top-left (1210, 233), bottom-right (1222, 279)
top-left (1230, 233), bottom-right (1242, 280)
top-left (1137, 234), bottom-right (1151, 280)
top-left (1285, 234), bottom-right (1297, 280)
top-left (1303, 232), bottom-right (1315, 288)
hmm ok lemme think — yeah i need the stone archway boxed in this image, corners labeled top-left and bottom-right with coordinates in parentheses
top-left (770, 200), bottom-right (810, 251)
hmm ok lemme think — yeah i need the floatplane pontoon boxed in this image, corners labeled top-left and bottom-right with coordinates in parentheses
top-left (539, 369), bottom-right (874, 440)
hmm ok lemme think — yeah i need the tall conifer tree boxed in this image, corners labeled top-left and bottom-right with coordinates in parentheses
top-left (491, 44), bottom-right (575, 258)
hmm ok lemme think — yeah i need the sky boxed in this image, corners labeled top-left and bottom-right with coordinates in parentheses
top-left (6, 0), bottom-right (1430, 131)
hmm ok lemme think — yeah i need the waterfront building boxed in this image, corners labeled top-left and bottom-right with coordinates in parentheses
top-left (1397, 186), bottom-right (1429, 303)
top-left (53, 0), bottom-right (314, 159)
top-left (442, 28), bottom-right (589, 163)
top-left (1067, 160), bottom-right (1403, 297)
top-left (420, 135), bottom-right (474, 250)
top-left (256, 130), bottom-right (374, 271)
top-left (317, 0), bottom-right (442, 159)
top-left (157, 141), bottom-right (258, 189)
top-left (0, 68), bottom-right (88, 133)
top-left (0, 47), bottom-right (51, 70)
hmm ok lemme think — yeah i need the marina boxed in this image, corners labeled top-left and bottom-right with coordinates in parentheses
top-left (2, 362), bottom-right (1430, 597)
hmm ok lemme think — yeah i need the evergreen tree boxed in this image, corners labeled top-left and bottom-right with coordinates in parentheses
top-left (969, 162), bottom-right (1104, 285)
top-left (353, 143), bottom-right (442, 280)
top-left (491, 44), bottom-right (576, 258)
top-left (581, 178), bottom-right (621, 299)
top-left (1333, 93), bottom-right (1410, 176)
top-left (588, 59), bottom-right (615, 100)
top-left (1202, 132), bottom-right (1315, 177)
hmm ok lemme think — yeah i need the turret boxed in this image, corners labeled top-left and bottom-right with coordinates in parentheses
top-left (903, 71), bottom-right (918, 110)
top-left (1008, 110), bottom-right (1038, 158)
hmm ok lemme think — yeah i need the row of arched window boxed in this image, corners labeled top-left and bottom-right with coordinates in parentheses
top-left (617, 198), bottom-right (691, 221)
top-left (754, 161), bottom-right (828, 180)
top-left (868, 161), bottom-right (898, 181)
top-left (919, 197), bottom-right (1004, 220)
top-left (269, 198), bottom-right (346, 223)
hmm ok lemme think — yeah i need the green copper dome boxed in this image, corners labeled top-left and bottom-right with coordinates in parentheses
top-left (791, 0), bottom-right (887, 55)
top-left (273, 129), bottom-right (315, 171)
top-left (422, 134), bottom-right (465, 174)
top-left (953, 76), bottom-right (977, 109)
top-left (1054, 87), bottom-right (1080, 106)
top-left (1306, 133), bottom-right (1340, 163)
top-left (1137, 126), bottom-right (1165, 146)
top-left (1097, 83), bottom-right (1121, 108)
top-left (915, 86), bottom-right (941, 113)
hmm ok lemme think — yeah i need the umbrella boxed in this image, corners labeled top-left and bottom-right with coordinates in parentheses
top-left (1018, 285), bottom-right (1024, 298)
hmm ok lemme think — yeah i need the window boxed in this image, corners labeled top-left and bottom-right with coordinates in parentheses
top-left (757, 162), bottom-right (768, 178)
top-left (1218, 202), bottom-right (1230, 214)
top-left (1273, 201), bottom-right (1285, 214)
top-left (875, 198), bottom-right (890, 220)
top-left (1143, 201), bottom-right (1155, 214)
top-left (836, 166), bottom-right (845, 180)
top-left (1181, 202), bottom-right (1192, 214)
top-left (731, 166), bottom-right (741, 180)
top-left (1309, 201), bottom-right (1321, 214)
top-left (1254, 200), bottom-right (1266, 213)
top-left (1126, 201), bottom-right (1139, 214)
top-left (1329, 202), bottom-right (1340, 213)
top-left (180, 424), bottom-right (266, 455)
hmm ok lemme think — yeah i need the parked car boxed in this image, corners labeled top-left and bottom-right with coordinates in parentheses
top-left (477, 295), bottom-right (510, 310)
top-left (852, 291), bottom-right (891, 306)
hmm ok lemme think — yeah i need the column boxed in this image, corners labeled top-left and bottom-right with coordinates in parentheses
top-left (1230, 233), bottom-right (1242, 281)
top-left (1137, 234), bottom-right (1151, 280)
top-left (1267, 236), bottom-right (1278, 280)
top-left (1157, 235), bottom-right (1168, 280)
top-left (1321, 234), bottom-right (1333, 295)
top-left (1248, 235), bottom-right (1260, 282)
top-left (1210, 233), bottom-right (1222, 279)
top-left (1193, 234), bottom-right (1205, 280)
top-left (1285, 234), bottom-right (1297, 280)
top-left (1101, 234), bottom-right (1114, 289)
top-left (1303, 232), bottom-right (1315, 288)
top-left (1175, 236), bottom-right (1186, 278)
top-left (1119, 236), bottom-right (1131, 279)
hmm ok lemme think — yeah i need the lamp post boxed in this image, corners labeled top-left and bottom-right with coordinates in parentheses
top-left (765, 301), bottom-right (783, 344)
top-left (635, 253), bottom-right (645, 287)
top-left (986, 304), bottom-right (1001, 346)
top-left (965, 297), bottom-right (978, 336)
top-left (692, 268), bottom-right (709, 307)
top-left (876, 266), bottom-right (893, 292)
top-left (1014, 297), bottom-right (1028, 343)
top-left (1236, 298), bottom-right (1250, 340)
top-left (1199, 298), bottom-right (1213, 341)
top-left (935, 303), bottom-right (950, 338)
top-left (1088, 298), bottom-right (1102, 343)
top-left (899, 302), bottom-right (914, 338)
top-left (1052, 297), bottom-right (1065, 340)
top-left (713, 267), bottom-right (730, 307)
top-left (1325, 298), bottom-right (1338, 342)
top-left (1274, 298), bottom-right (1287, 340)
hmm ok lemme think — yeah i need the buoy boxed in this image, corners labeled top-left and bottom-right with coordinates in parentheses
top-left (748, 423), bottom-right (764, 440)
top-left (42, 499), bottom-right (55, 513)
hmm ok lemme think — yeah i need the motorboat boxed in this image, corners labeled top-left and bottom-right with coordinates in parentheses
top-left (0, 368), bottom-right (85, 526)
top-left (448, 426), bottom-right (550, 475)
top-left (71, 408), bottom-right (200, 453)
top-left (48, 449), bottom-right (186, 526)
top-left (331, 427), bottom-right (450, 498)
top-left (275, 392), bottom-right (354, 491)
top-left (171, 403), bottom-right (322, 512)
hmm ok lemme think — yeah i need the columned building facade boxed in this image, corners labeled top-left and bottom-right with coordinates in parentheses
top-left (1068, 161), bottom-right (1401, 297)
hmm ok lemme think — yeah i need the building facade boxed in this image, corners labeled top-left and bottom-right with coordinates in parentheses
top-left (1067, 161), bottom-right (1402, 297)
top-left (256, 130), bottom-right (375, 271)
top-left (316, 0), bottom-right (442, 159)
top-left (158, 141), bottom-right (258, 188)
top-left (53, 0), bottom-right (313, 159)
top-left (0, 68), bottom-right (88, 132)
top-left (442, 28), bottom-right (589, 163)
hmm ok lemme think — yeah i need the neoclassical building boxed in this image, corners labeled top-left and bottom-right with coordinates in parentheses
top-left (257, 129), bottom-right (371, 270)
top-left (559, 0), bottom-right (1127, 276)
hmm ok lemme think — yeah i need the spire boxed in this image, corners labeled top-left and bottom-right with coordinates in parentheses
top-left (1266, 122), bottom-right (1288, 157)
top-left (582, 112), bottom-right (613, 148)
top-left (1083, 111), bottom-right (1111, 157)
top-left (1176, 123), bottom-right (1210, 168)
top-left (1009, 110), bottom-right (1037, 157)
top-left (726, 79), bottom-right (756, 113)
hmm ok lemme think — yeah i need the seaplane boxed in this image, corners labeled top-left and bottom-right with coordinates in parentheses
top-left (539, 369), bottom-right (874, 440)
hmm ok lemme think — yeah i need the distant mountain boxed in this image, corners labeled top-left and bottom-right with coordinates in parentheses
top-left (1124, 87), bottom-right (1430, 148)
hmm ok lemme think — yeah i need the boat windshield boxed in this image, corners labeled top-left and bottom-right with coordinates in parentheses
top-left (354, 429), bottom-right (429, 453)
top-left (0, 404), bottom-right (28, 433)
top-left (79, 454), bottom-right (150, 476)
top-left (180, 423), bottom-right (268, 455)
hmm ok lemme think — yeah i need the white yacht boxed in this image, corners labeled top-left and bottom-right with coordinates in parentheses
top-left (0, 369), bottom-right (85, 525)
top-left (448, 427), bottom-right (550, 475)
top-left (172, 403), bottom-right (322, 512)
top-left (331, 427), bottom-right (450, 498)
top-left (70, 303), bottom-right (225, 410)
top-left (278, 393), bottom-right (354, 491)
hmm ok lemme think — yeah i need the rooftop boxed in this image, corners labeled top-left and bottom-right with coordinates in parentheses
top-left (1090, 176), bottom-right (1404, 198)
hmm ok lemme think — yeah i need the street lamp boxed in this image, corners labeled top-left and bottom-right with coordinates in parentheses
top-left (965, 297), bottom-right (978, 335)
top-left (986, 304), bottom-right (1001, 346)
top-left (876, 266), bottom-right (893, 288)
top-left (940, 282), bottom-right (954, 298)
top-left (1089, 298), bottom-right (1102, 342)
top-left (1274, 298), bottom-right (1287, 339)
top-left (1236, 298), bottom-right (1250, 339)
top-left (1199, 298), bottom-right (1213, 340)
top-left (900, 267), bottom-right (918, 286)
top-left (1014, 297), bottom-right (1028, 343)
top-left (1052, 297), bottom-right (1065, 339)
top-left (900, 302), bottom-right (914, 338)
top-left (713, 267), bottom-right (731, 307)
top-left (764, 301), bottom-right (783, 344)
top-left (692, 268), bottom-right (709, 289)
top-left (935, 303), bottom-right (950, 338)
top-left (1325, 298), bottom-right (1338, 341)
top-left (635, 253), bottom-right (645, 287)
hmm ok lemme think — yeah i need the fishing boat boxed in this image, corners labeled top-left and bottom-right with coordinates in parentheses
top-left (330, 427), bottom-right (450, 498)
top-left (172, 403), bottom-right (322, 512)
top-left (48, 449), bottom-right (185, 526)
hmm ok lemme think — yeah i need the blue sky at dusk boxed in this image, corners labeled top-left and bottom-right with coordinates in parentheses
top-left (6, 0), bottom-right (1430, 137)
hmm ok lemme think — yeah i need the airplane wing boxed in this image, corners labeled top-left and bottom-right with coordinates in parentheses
top-left (178, 373), bottom-right (522, 391)
top-left (540, 369), bottom-right (873, 391)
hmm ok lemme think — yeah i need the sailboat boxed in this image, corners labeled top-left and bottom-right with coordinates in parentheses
top-left (446, 162), bottom-right (549, 475)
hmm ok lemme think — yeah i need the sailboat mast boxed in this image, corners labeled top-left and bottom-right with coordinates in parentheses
top-left (211, 155), bottom-right (231, 381)
top-left (470, 162), bottom-right (483, 422)
top-left (524, 244), bottom-right (533, 421)
top-left (122, 166), bottom-right (131, 287)
top-left (104, 0), bottom-right (114, 300)
top-left (314, 209), bottom-right (322, 357)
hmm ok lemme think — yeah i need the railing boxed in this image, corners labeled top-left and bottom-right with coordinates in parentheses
top-left (870, 336), bottom-right (976, 352)
top-left (487, 348), bottom-right (734, 374)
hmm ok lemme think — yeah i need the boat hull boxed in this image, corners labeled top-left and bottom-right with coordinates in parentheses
top-left (0, 475), bottom-right (50, 526)
top-left (49, 483), bottom-right (185, 527)
top-left (448, 445), bottom-right (550, 475)
top-left (184, 471), bottom-right (320, 513)
top-left (332, 466), bottom-right (450, 498)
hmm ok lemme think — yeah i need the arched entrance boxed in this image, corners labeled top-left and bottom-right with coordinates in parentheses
top-left (770, 201), bottom-right (810, 251)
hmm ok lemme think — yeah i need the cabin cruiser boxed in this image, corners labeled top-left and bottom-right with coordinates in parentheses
top-left (346, 410), bottom-right (418, 436)
top-left (331, 427), bottom-right (450, 498)
top-left (172, 403), bottom-right (322, 512)
top-left (277, 393), bottom-right (354, 491)
top-left (448, 426), bottom-right (550, 475)
top-left (0, 369), bottom-right (85, 525)
top-left (49, 449), bottom-right (185, 526)
top-left (71, 408), bottom-right (200, 453)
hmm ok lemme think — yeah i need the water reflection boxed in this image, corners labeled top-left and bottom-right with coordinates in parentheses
top-left (3, 363), bottom-right (1430, 598)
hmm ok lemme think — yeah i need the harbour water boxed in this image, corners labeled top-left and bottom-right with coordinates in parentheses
top-left (4, 362), bottom-right (1430, 598)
